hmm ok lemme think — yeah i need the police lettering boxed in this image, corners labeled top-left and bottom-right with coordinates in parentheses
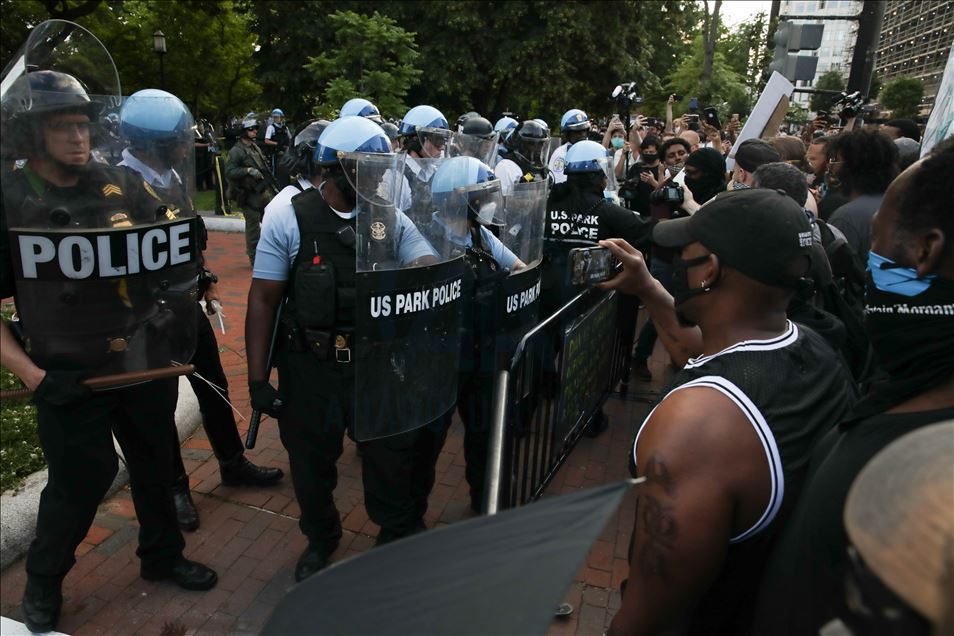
top-left (506, 280), bottom-right (541, 314)
top-left (14, 220), bottom-right (195, 281)
top-left (369, 278), bottom-right (463, 319)
top-left (547, 209), bottom-right (599, 240)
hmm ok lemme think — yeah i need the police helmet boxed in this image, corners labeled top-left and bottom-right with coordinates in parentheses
top-left (398, 105), bottom-right (448, 137)
top-left (532, 118), bottom-right (549, 134)
top-left (3, 70), bottom-right (103, 121)
top-left (431, 155), bottom-right (500, 226)
top-left (513, 119), bottom-right (550, 165)
top-left (461, 116), bottom-right (495, 140)
top-left (563, 140), bottom-right (609, 174)
top-left (313, 115), bottom-right (391, 166)
top-left (241, 117), bottom-right (257, 131)
top-left (340, 98), bottom-right (383, 123)
top-left (271, 108), bottom-right (284, 117)
top-left (280, 119), bottom-right (329, 177)
top-left (120, 89), bottom-right (192, 147)
top-left (494, 116), bottom-right (518, 133)
top-left (294, 119), bottom-right (330, 150)
top-left (560, 108), bottom-right (589, 133)
top-left (380, 121), bottom-right (400, 140)
top-left (456, 110), bottom-right (480, 129)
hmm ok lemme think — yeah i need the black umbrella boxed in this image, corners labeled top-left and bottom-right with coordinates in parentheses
top-left (262, 479), bottom-right (640, 635)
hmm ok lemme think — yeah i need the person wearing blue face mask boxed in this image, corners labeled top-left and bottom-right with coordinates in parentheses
top-left (751, 138), bottom-right (954, 636)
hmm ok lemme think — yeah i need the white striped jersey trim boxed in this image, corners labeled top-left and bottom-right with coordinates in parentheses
top-left (683, 321), bottom-right (799, 370)
top-left (633, 375), bottom-right (785, 544)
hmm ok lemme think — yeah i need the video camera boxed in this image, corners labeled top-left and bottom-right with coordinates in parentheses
top-left (834, 91), bottom-right (865, 121)
top-left (611, 82), bottom-right (644, 117)
top-left (650, 183), bottom-right (684, 205)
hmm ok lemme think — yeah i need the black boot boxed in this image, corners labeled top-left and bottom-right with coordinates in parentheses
top-left (21, 577), bottom-right (62, 634)
top-left (141, 557), bottom-right (218, 590)
top-left (220, 455), bottom-right (284, 487)
top-left (172, 475), bottom-right (199, 532)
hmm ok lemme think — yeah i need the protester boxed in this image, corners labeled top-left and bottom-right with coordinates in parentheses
top-left (601, 189), bottom-right (855, 634)
top-left (806, 135), bottom-right (850, 220)
top-left (880, 117), bottom-right (921, 142)
top-left (752, 140), bottom-right (954, 634)
top-left (768, 135), bottom-right (808, 173)
top-left (894, 135), bottom-right (921, 170)
top-left (729, 138), bottom-right (780, 190)
top-left (618, 135), bottom-right (664, 216)
top-left (840, 423), bottom-right (954, 636)
top-left (826, 129), bottom-right (900, 260)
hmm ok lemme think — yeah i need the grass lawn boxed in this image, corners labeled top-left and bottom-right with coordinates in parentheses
top-left (193, 189), bottom-right (216, 213)
top-left (0, 303), bottom-right (44, 493)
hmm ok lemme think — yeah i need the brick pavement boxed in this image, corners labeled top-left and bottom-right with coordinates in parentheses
top-left (1, 228), bottom-right (671, 635)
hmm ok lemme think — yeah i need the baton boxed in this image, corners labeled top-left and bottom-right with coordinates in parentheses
top-left (0, 364), bottom-right (195, 401)
top-left (245, 301), bottom-right (283, 449)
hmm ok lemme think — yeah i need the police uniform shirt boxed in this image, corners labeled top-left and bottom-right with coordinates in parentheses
top-left (548, 143), bottom-right (570, 184)
top-left (253, 182), bottom-right (436, 281)
top-left (117, 148), bottom-right (182, 193)
top-left (493, 159), bottom-right (524, 197)
top-left (398, 156), bottom-right (438, 212)
top-left (429, 212), bottom-right (518, 271)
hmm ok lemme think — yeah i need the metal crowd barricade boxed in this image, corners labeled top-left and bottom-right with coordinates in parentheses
top-left (485, 286), bottom-right (633, 513)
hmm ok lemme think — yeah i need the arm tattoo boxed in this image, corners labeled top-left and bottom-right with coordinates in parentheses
top-left (635, 454), bottom-right (678, 583)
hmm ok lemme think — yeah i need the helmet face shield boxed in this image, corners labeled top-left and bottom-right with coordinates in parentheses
top-left (416, 126), bottom-right (451, 158)
top-left (448, 130), bottom-right (499, 165)
top-left (446, 179), bottom-right (503, 227)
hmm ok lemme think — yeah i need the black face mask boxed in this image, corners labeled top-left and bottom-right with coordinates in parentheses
top-left (671, 253), bottom-right (717, 326)
top-left (847, 269), bottom-right (954, 421)
top-left (641, 153), bottom-right (658, 164)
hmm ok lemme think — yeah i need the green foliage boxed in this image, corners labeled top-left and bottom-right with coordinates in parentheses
top-left (1, 0), bottom-right (260, 122)
top-left (304, 10), bottom-right (422, 119)
top-left (667, 36), bottom-right (748, 119)
top-left (0, 304), bottom-right (43, 494)
top-left (879, 77), bottom-right (924, 119)
top-left (785, 102), bottom-right (808, 125)
top-left (720, 11), bottom-right (770, 114)
top-left (809, 70), bottom-right (845, 113)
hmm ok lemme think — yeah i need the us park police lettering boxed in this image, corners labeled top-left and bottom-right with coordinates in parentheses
top-left (547, 208), bottom-right (601, 240)
top-left (369, 278), bottom-right (462, 318)
top-left (11, 218), bottom-right (197, 281)
top-left (506, 279), bottom-right (541, 314)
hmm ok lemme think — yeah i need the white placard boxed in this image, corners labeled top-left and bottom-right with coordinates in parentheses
top-left (726, 71), bottom-right (795, 171)
top-left (921, 43), bottom-right (954, 158)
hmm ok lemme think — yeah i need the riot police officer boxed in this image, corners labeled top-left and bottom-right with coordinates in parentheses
top-left (422, 157), bottom-right (526, 513)
top-left (493, 116), bottom-right (519, 164)
top-left (118, 89), bottom-right (283, 532)
top-left (548, 108), bottom-right (591, 184)
top-left (245, 116), bottom-right (440, 582)
top-left (494, 119), bottom-right (551, 195)
top-left (0, 23), bottom-right (216, 633)
top-left (449, 116), bottom-right (499, 166)
top-left (397, 104), bottom-right (449, 223)
top-left (263, 107), bottom-right (291, 173)
top-left (226, 116), bottom-right (276, 266)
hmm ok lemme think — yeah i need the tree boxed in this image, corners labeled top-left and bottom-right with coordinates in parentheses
top-left (667, 34), bottom-right (748, 118)
top-left (304, 10), bottom-right (421, 119)
top-left (2, 0), bottom-right (260, 123)
top-left (721, 11), bottom-right (770, 110)
top-left (809, 70), bottom-right (845, 113)
top-left (700, 0), bottom-right (723, 85)
top-left (879, 77), bottom-right (924, 119)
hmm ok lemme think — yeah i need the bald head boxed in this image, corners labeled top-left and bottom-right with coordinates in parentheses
top-left (679, 130), bottom-right (700, 151)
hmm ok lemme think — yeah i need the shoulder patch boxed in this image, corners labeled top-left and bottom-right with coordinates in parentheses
top-left (142, 181), bottom-right (160, 201)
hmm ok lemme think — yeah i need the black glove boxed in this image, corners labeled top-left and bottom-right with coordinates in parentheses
top-left (33, 370), bottom-right (91, 406)
top-left (249, 380), bottom-right (283, 418)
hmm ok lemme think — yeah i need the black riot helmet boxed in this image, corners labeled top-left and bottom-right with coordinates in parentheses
top-left (456, 110), bottom-right (479, 130)
top-left (280, 118), bottom-right (330, 178)
top-left (461, 116), bottom-right (494, 140)
top-left (3, 70), bottom-right (104, 156)
top-left (513, 119), bottom-right (550, 169)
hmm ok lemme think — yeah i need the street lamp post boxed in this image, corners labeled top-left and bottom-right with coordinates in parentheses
top-left (153, 30), bottom-right (167, 90)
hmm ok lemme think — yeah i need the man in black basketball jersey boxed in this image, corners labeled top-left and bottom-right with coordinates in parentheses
top-left (600, 189), bottom-right (855, 634)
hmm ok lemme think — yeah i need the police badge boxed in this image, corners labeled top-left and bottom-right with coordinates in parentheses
top-left (370, 221), bottom-right (386, 241)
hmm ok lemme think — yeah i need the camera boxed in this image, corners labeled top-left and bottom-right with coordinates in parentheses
top-left (612, 82), bottom-right (644, 115)
top-left (650, 184), bottom-right (684, 205)
top-left (834, 91), bottom-right (864, 120)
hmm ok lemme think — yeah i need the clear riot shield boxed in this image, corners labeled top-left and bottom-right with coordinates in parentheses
top-left (448, 130), bottom-right (499, 166)
top-left (344, 151), bottom-right (467, 441)
top-left (1, 21), bottom-right (199, 376)
top-left (401, 152), bottom-right (443, 230)
top-left (497, 179), bottom-right (548, 367)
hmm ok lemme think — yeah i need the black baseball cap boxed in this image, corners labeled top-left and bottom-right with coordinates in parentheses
top-left (652, 188), bottom-right (813, 289)
top-left (734, 138), bottom-right (781, 172)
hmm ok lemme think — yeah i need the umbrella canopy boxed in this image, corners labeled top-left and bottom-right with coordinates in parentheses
top-left (262, 480), bottom-right (640, 636)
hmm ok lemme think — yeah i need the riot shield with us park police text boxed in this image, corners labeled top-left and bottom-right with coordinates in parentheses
top-left (340, 150), bottom-right (467, 441)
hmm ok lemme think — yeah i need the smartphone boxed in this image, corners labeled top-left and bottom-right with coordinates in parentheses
top-left (569, 246), bottom-right (620, 285)
top-left (703, 107), bottom-right (721, 130)
top-left (689, 97), bottom-right (699, 111)
top-left (671, 94), bottom-right (682, 102)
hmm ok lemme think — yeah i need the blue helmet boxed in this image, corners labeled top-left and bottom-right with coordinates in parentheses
top-left (120, 88), bottom-right (192, 145)
top-left (564, 140), bottom-right (610, 174)
top-left (560, 108), bottom-right (589, 133)
top-left (399, 105), bottom-right (448, 137)
top-left (494, 116), bottom-right (518, 133)
top-left (271, 108), bottom-right (284, 117)
top-left (313, 116), bottom-right (391, 166)
top-left (340, 98), bottom-right (383, 122)
top-left (431, 156), bottom-right (500, 226)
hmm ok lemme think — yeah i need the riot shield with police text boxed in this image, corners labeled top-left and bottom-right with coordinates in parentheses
top-left (1, 21), bottom-right (198, 376)
top-left (343, 151), bottom-right (467, 441)
top-left (497, 179), bottom-right (547, 366)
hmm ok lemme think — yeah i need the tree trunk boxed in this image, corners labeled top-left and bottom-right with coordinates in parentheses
top-left (701, 0), bottom-right (722, 85)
